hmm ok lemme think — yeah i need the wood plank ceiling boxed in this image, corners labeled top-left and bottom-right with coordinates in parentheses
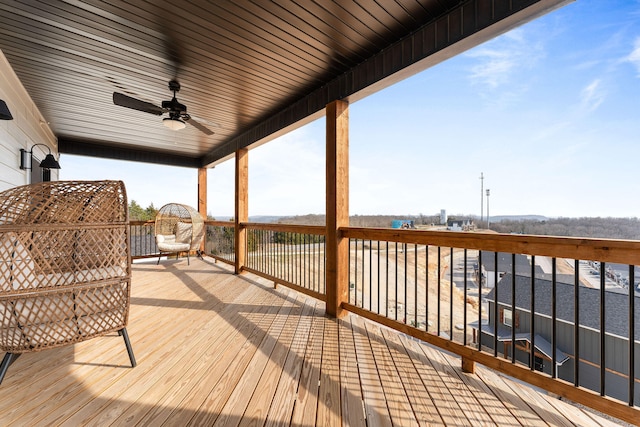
top-left (0, 0), bottom-right (569, 168)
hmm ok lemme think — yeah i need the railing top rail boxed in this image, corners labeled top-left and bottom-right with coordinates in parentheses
top-left (342, 227), bottom-right (640, 265)
top-left (205, 220), bottom-right (235, 227)
top-left (129, 220), bottom-right (155, 226)
top-left (242, 222), bottom-right (325, 235)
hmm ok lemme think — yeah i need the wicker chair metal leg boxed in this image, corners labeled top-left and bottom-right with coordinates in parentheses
top-left (0, 353), bottom-right (20, 385)
top-left (118, 328), bottom-right (137, 368)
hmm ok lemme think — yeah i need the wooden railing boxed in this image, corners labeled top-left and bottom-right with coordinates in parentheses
top-left (238, 223), bottom-right (640, 425)
top-left (129, 220), bottom-right (156, 259)
top-left (204, 220), bottom-right (235, 265)
top-left (129, 220), bottom-right (236, 264)
top-left (241, 222), bottom-right (326, 301)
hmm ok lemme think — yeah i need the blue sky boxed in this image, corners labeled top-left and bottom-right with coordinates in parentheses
top-left (61, 1), bottom-right (640, 219)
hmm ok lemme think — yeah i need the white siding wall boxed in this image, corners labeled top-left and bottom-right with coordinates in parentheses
top-left (0, 49), bottom-right (58, 191)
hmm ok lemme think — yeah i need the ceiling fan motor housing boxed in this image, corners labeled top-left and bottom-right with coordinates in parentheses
top-left (162, 98), bottom-right (187, 114)
top-left (163, 80), bottom-right (187, 114)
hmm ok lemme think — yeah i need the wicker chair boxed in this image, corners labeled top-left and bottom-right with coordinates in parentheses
top-left (0, 180), bottom-right (136, 385)
top-left (154, 203), bottom-right (204, 265)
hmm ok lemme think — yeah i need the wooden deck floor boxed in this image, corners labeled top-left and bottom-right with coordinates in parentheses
top-left (0, 258), bottom-right (625, 426)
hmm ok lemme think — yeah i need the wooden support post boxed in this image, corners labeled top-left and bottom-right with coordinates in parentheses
top-left (325, 100), bottom-right (349, 318)
top-left (462, 357), bottom-right (476, 374)
top-left (198, 167), bottom-right (207, 254)
top-left (235, 148), bottom-right (248, 274)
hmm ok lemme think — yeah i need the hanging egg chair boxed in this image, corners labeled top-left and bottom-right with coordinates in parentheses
top-left (154, 203), bottom-right (204, 265)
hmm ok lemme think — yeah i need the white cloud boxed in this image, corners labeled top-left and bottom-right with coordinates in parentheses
top-left (626, 36), bottom-right (640, 76)
top-left (579, 79), bottom-right (606, 113)
top-left (466, 28), bottom-right (543, 90)
top-left (467, 48), bottom-right (516, 88)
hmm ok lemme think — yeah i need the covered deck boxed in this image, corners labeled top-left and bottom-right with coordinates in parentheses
top-left (0, 258), bottom-right (622, 426)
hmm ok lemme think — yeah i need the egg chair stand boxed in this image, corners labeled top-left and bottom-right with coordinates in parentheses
top-left (154, 203), bottom-right (205, 265)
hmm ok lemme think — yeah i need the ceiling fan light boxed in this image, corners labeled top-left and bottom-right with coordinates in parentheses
top-left (163, 117), bottom-right (186, 130)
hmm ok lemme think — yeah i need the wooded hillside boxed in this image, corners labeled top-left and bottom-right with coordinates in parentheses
top-left (489, 217), bottom-right (640, 240)
top-left (278, 214), bottom-right (640, 240)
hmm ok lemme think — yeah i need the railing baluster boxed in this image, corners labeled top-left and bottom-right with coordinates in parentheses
top-left (348, 238), bottom-right (352, 304)
top-left (293, 234), bottom-right (306, 286)
top-left (369, 240), bottom-right (373, 311)
top-left (349, 239), bottom-right (358, 305)
top-left (511, 253), bottom-right (516, 364)
top-left (395, 241), bottom-right (399, 322)
top-left (493, 251), bottom-right (498, 358)
top-left (355, 239), bottom-right (359, 306)
top-left (415, 244), bottom-right (418, 329)
top-left (450, 247), bottom-right (453, 340)
top-left (531, 255), bottom-right (536, 371)
top-left (386, 241), bottom-right (389, 318)
top-left (289, 232), bottom-right (292, 285)
top-left (377, 240), bottom-right (381, 315)
top-left (402, 243), bottom-right (409, 323)
top-left (630, 265), bottom-right (635, 406)
top-left (463, 248), bottom-right (468, 346)
top-left (362, 239), bottom-right (366, 309)
top-left (426, 244), bottom-right (430, 333)
top-left (478, 250), bottom-right (482, 351)
top-left (574, 259), bottom-right (580, 386)
top-left (552, 257), bottom-right (557, 378)
top-left (301, 234), bottom-right (313, 288)
top-left (600, 261), bottom-right (606, 395)
top-left (438, 246), bottom-right (441, 336)
top-left (318, 237), bottom-right (327, 295)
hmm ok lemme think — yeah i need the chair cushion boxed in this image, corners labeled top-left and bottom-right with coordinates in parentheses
top-left (156, 234), bottom-right (175, 244)
top-left (157, 241), bottom-right (191, 252)
top-left (174, 222), bottom-right (191, 244)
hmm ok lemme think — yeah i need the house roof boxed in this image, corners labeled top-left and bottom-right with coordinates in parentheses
top-left (479, 251), bottom-right (543, 276)
top-left (0, 1), bottom-right (569, 168)
top-left (486, 273), bottom-right (640, 340)
top-left (471, 320), bottom-right (569, 365)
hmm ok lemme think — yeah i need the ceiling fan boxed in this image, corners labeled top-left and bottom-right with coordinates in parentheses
top-left (112, 80), bottom-right (216, 135)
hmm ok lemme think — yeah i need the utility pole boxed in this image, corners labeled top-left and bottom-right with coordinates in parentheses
top-left (486, 189), bottom-right (491, 229)
top-left (480, 172), bottom-right (484, 224)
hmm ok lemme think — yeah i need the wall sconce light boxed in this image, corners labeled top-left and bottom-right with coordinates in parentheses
top-left (20, 143), bottom-right (61, 170)
top-left (0, 100), bottom-right (13, 120)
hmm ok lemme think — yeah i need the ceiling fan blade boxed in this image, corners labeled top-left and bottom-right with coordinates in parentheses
top-left (185, 117), bottom-right (215, 135)
top-left (113, 92), bottom-right (165, 115)
top-left (190, 114), bottom-right (220, 128)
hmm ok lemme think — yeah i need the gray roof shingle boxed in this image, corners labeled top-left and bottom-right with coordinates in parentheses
top-left (486, 273), bottom-right (640, 340)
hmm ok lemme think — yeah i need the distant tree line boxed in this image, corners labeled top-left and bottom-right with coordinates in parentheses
top-left (278, 214), bottom-right (640, 240)
top-left (277, 213), bottom-right (443, 227)
top-left (128, 200), bottom-right (158, 221)
top-left (272, 231), bottom-right (324, 244)
top-left (489, 217), bottom-right (640, 240)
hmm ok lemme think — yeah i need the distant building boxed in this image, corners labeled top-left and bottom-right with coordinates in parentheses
top-left (477, 251), bottom-right (544, 288)
top-left (391, 219), bottom-right (415, 229)
top-left (440, 209), bottom-right (447, 225)
top-left (472, 273), bottom-right (640, 405)
top-left (446, 219), bottom-right (474, 231)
